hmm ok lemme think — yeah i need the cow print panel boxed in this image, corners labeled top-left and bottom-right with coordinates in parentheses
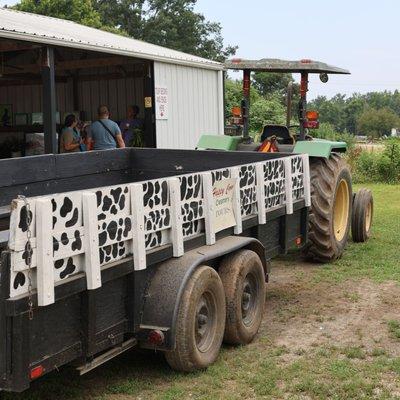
top-left (51, 193), bottom-right (82, 232)
top-left (98, 217), bottom-right (132, 247)
top-left (52, 229), bottom-right (84, 261)
top-left (10, 270), bottom-right (32, 297)
top-left (180, 174), bottom-right (204, 238)
top-left (142, 180), bottom-right (169, 210)
top-left (240, 165), bottom-right (257, 217)
top-left (99, 242), bottom-right (131, 266)
top-left (180, 174), bottom-right (202, 202)
top-left (96, 185), bottom-right (130, 221)
top-left (144, 209), bottom-right (171, 233)
top-left (291, 156), bottom-right (305, 201)
top-left (264, 160), bottom-right (286, 210)
top-left (53, 254), bottom-right (84, 281)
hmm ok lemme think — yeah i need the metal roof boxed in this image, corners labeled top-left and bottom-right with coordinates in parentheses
top-left (224, 58), bottom-right (350, 74)
top-left (0, 8), bottom-right (223, 70)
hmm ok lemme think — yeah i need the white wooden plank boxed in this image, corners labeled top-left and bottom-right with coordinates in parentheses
top-left (201, 172), bottom-right (215, 245)
top-left (284, 157), bottom-right (294, 215)
top-left (301, 153), bottom-right (311, 207)
top-left (169, 178), bottom-right (184, 257)
top-left (231, 167), bottom-right (243, 234)
top-left (130, 184), bottom-right (146, 270)
top-left (35, 198), bottom-right (54, 306)
top-left (256, 163), bottom-right (266, 224)
top-left (82, 193), bottom-right (101, 290)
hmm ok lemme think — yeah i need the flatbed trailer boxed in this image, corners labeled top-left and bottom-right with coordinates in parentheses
top-left (0, 148), bottom-right (309, 392)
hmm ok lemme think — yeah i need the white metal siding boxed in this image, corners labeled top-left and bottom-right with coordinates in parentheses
top-left (154, 62), bottom-right (223, 150)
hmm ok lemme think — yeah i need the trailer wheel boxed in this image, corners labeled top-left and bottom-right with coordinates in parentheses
top-left (165, 266), bottom-right (225, 372)
top-left (352, 188), bottom-right (373, 242)
top-left (304, 153), bottom-right (352, 262)
top-left (219, 250), bottom-right (266, 345)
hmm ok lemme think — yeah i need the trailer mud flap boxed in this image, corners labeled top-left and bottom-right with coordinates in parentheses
top-left (139, 236), bottom-right (266, 350)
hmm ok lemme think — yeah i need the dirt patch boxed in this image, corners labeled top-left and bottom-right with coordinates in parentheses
top-left (261, 260), bottom-right (400, 358)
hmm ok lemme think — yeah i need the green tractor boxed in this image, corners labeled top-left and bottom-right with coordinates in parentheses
top-left (198, 58), bottom-right (373, 262)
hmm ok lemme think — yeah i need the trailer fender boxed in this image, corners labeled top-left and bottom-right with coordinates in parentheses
top-left (139, 236), bottom-right (267, 350)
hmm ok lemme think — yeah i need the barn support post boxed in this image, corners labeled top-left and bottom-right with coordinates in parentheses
top-left (144, 62), bottom-right (156, 148)
top-left (41, 47), bottom-right (57, 154)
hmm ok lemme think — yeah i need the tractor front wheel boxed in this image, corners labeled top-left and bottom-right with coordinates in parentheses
top-left (304, 153), bottom-right (352, 262)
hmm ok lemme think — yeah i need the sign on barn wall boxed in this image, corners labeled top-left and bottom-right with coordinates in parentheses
top-left (155, 86), bottom-right (168, 119)
top-left (213, 178), bottom-right (237, 232)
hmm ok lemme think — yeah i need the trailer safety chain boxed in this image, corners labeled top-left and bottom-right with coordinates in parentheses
top-left (18, 195), bottom-right (34, 320)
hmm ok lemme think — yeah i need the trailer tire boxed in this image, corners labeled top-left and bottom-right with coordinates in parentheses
top-left (352, 188), bottom-right (373, 242)
top-left (219, 250), bottom-right (266, 345)
top-left (304, 153), bottom-right (352, 262)
top-left (165, 266), bottom-right (225, 372)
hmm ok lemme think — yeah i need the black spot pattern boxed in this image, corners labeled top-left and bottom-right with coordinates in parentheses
top-left (60, 197), bottom-right (73, 217)
top-left (102, 196), bottom-right (112, 211)
top-left (240, 165), bottom-right (257, 217)
top-left (264, 160), bottom-right (286, 211)
top-left (22, 241), bottom-right (33, 266)
top-left (59, 257), bottom-right (76, 279)
top-left (71, 230), bottom-right (82, 251)
top-left (18, 205), bottom-right (32, 232)
top-left (291, 156), bottom-right (305, 201)
top-left (65, 208), bottom-right (79, 227)
top-left (13, 272), bottom-right (26, 290)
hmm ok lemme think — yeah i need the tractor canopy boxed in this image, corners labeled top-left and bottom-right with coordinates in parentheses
top-left (224, 58), bottom-right (350, 75)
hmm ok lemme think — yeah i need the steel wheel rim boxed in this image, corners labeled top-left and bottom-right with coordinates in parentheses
top-left (242, 272), bottom-right (259, 326)
top-left (365, 201), bottom-right (372, 232)
top-left (333, 179), bottom-right (350, 242)
top-left (195, 291), bottom-right (217, 353)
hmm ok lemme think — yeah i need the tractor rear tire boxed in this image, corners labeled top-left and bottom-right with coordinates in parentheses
top-left (304, 153), bottom-right (352, 262)
top-left (218, 250), bottom-right (266, 345)
top-left (165, 266), bottom-right (225, 372)
top-left (352, 188), bottom-right (373, 242)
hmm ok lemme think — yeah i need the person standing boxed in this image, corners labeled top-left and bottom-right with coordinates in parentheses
top-left (88, 105), bottom-right (125, 150)
top-left (119, 105), bottom-right (143, 146)
top-left (59, 114), bottom-right (82, 153)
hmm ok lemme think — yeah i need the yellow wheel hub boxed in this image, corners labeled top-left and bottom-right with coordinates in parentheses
top-left (365, 201), bottom-right (372, 232)
top-left (333, 179), bottom-right (350, 242)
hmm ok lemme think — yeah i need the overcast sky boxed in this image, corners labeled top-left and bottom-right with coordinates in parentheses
top-left (1, 0), bottom-right (399, 99)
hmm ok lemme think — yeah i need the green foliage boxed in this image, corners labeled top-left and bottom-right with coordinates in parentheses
top-left (357, 107), bottom-right (400, 138)
top-left (14, 0), bottom-right (236, 61)
top-left (15, 0), bottom-right (103, 28)
top-left (312, 122), bottom-right (356, 148)
top-left (224, 78), bottom-right (261, 119)
top-left (252, 72), bottom-right (298, 98)
top-left (225, 78), bottom-right (286, 134)
top-left (309, 90), bottom-right (400, 135)
top-left (95, 0), bottom-right (238, 61)
top-left (351, 139), bottom-right (400, 184)
top-left (249, 97), bottom-right (286, 133)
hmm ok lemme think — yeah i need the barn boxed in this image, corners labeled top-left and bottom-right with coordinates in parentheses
top-left (0, 8), bottom-right (224, 157)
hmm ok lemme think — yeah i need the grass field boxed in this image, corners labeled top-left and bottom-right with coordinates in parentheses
top-left (6, 184), bottom-right (400, 400)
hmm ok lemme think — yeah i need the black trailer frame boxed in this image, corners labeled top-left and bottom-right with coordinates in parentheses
top-left (0, 148), bottom-right (308, 392)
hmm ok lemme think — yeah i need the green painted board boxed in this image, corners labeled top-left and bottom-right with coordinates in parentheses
top-left (294, 139), bottom-right (347, 158)
top-left (197, 134), bottom-right (242, 150)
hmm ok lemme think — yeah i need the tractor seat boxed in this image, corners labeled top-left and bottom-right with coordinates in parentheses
top-left (260, 125), bottom-right (294, 145)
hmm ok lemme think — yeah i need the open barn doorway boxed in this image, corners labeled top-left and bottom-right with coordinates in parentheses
top-left (0, 39), bottom-right (156, 159)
